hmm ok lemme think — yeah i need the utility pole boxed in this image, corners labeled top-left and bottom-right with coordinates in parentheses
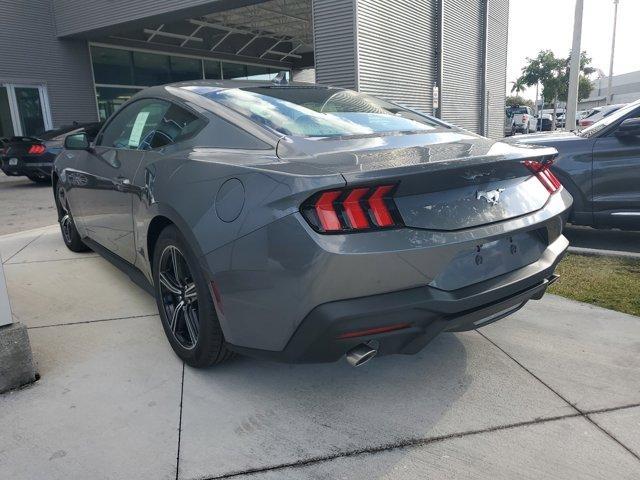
top-left (566, 0), bottom-right (584, 131)
top-left (606, 0), bottom-right (620, 104)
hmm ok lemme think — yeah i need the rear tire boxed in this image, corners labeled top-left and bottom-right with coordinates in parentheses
top-left (27, 174), bottom-right (51, 184)
top-left (56, 183), bottom-right (90, 253)
top-left (152, 225), bottom-right (233, 368)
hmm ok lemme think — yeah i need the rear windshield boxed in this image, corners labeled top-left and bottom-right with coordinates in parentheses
top-left (507, 107), bottom-right (528, 115)
top-left (200, 87), bottom-right (443, 137)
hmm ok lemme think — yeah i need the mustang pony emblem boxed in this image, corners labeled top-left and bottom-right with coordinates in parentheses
top-left (476, 188), bottom-right (505, 205)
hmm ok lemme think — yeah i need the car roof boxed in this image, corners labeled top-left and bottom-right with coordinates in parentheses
top-left (138, 79), bottom-right (334, 98)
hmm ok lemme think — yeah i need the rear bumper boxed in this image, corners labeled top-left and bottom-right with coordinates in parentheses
top-left (228, 234), bottom-right (568, 363)
top-left (0, 156), bottom-right (53, 177)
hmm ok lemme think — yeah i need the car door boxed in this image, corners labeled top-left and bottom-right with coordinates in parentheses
top-left (592, 105), bottom-right (640, 229)
top-left (72, 98), bottom-right (170, 264)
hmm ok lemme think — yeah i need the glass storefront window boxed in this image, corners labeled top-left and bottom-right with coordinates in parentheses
top-left (0, 87), bottom-right (14, 138)
top-left (91, 47), bottom-right (134, 86)
top-left (245, 65), bottom-right (273, 80)
top-left (170, 56), bottom-right (202, 82)
top-left (222, 62), bottom-right (247, 80)
top-left (96, 87), bottom-right (143, 121)
top-left (15, 87), bottom-right (45, 136)
top-left (204, 60), bottom-right (222, 80)
top-left (133, 51), bottom-right (171, 86)
top-left (90, 45), bottom-right (291, 120)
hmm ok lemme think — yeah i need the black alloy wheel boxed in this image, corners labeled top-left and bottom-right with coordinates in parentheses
top-left (158, 245), bottom-right (200, 350)
top-left (56, 183), bottom-right (89, 252)
top-left (152, 225), bottom-right (233, 367)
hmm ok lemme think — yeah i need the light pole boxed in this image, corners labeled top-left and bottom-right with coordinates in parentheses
top-left (566, 0), bottom-right (584, 131)
top-left (606, 0), bottom-right (620, 105)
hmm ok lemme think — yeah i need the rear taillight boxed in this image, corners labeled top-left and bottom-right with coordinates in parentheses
top-left (301, 184), bottom-right (403, 233)
top-left (28, 144), bottom-right (46, 155)
top-left (524, 160), bottom-right (562, 194)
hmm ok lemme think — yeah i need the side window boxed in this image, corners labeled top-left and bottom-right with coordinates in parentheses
top-left (145, 103), bottom-right (206, 150)
top-left (98, 99), bottom-right (169, 149)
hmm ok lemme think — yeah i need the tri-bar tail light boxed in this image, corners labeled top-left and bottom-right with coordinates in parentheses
top-left (301, 184), bottom-right (404, 233)
top-left (524, 159), bottom-right (562, 194)
top-left (27, 144), bottom-right (46, 155)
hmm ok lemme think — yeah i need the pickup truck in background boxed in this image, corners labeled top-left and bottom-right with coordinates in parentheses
top-left (506, 105), bottom-right (537, 134)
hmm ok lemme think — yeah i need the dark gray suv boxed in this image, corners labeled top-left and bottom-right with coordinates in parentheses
top-left (53, 80), bottom-right (572, 368)
top-left (509, 99), bottom-right (640, 231)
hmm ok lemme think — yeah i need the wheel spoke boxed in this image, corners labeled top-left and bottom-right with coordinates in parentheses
top-left (170, 247), bottom-right (181, 284)
top-left (159, 272), bottom-right (182, 295)
top-left (183, 305), bottom-right (199, 344)
top-left (169, 300), bottom-right (184, 333)
top-left (184, 282), bottom-right (197, 301)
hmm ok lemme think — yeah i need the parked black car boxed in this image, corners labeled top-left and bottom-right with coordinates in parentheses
top-left (510, 98), bottom-right (640, 230)
top-left (537, 115), bottom-right (553, 132)
top-left (1, 122), bottom-right (102, 182)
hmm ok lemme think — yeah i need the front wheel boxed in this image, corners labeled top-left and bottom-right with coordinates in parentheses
top-left (152, 225), bottom-right (233, 368)
top-left (56, 183), bottom-right (90, 252)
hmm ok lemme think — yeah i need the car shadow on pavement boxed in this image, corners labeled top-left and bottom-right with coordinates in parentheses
top-left (178, 333), bottom-right (471, 478)
top-left (565, 225), bottom-right (640, 253)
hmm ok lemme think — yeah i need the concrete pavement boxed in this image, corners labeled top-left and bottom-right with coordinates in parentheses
top-left (0, 175), bottom-right (56, 235)
top-left (0, 225), bottom-right (639, 479)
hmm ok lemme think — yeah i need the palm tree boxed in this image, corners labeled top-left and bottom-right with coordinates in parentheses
top-left (510, 78), bottom-right (526, 95)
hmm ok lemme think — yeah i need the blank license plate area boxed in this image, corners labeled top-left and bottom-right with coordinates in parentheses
top-left (429, 231), bottom-right (546, 291)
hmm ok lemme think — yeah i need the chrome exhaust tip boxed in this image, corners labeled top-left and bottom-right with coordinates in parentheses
top-left (345, 343), bottom-right (378, 367)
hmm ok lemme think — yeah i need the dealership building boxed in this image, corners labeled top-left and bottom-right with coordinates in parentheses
top-left (0, 0), bottom-right (508, 139)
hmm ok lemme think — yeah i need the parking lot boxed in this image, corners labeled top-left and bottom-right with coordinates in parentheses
top-left (0, 220), bottom-right (639, 479)
top-left (0, 175), bottom-right (56, 235)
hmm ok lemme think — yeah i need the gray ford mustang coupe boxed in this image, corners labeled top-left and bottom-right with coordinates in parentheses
top-left (53, 79), bottom-right (572, 368)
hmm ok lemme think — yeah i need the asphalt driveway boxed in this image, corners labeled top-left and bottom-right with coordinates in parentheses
top-left (0, 226), bottom-right (639, 479)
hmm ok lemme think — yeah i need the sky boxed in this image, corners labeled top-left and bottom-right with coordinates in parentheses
top-left (507, 0), bottom-right (640, 101)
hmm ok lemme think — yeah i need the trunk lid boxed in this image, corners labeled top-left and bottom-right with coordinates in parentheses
top-left (277, 131), bottom-right (558, 231)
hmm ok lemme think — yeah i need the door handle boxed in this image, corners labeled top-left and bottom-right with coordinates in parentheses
top-left (115, 177), bottom-right (132, 192)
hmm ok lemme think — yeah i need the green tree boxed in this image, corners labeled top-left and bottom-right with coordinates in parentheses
top-left (506, 95), bottom-right (534, 108)
top-left (515, 50), bottom-right (595, 129)
top-left (510, 78), bottom-right (527, 95)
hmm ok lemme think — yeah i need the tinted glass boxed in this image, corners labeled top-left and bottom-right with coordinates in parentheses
top-left (202, 87), bottom-right (441, 137)
top-left (91, 47), bottom-right (134, 85)
top-left (96, 87), bottom-right (143, 120)
top-left (245, 65), bottom-right (273, 80)
top-left (204, 61), bottom-right (222, 80)
top-left (170, 56), bottom-right (202, 82)
top-left (0, 87), bottom-right (14, 138)
top-left (147, 104), bottom-right (205, 149)
top-left (99, 99), bottom-right (169, 149)
top-left (133, 52), bottom-right (171, 86)
top-left (222, 62), bottom-right (247, 80)
top-left (15, 87), bottom-right (45, 136)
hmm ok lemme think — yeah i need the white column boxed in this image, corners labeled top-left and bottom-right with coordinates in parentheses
top-left (566, 0), bottom-right (584, 131)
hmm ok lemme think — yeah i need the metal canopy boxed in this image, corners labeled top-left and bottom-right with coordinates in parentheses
top-left (107, 0), bottom-right (312, 65)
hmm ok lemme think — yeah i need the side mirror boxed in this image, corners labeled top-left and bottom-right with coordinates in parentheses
top-left (64, 132), bottom-right (90, 150)
top-left (615, 118), bottom-right (640, 137)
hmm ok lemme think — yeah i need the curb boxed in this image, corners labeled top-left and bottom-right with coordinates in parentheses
top-left (568, 246), bottom-right (640, 260)
top-left (0, 251), bottom-right (37, 393)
